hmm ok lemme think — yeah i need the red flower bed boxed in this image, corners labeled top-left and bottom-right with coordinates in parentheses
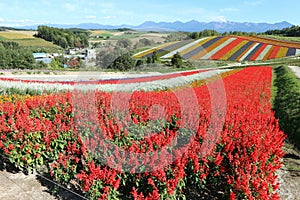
top-left (0, 67), bottom-right (285, 199)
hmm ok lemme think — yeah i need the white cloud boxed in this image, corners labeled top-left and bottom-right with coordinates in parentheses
top-left (0, 19), bottom-right (46, 27)
top-left (211, 16), bottom-right (228, 23)
top-left (63, 3), bottom-right (76, 12)
top-left (244, 0), bottom-right (264, 6)
top-left (85, 15), bottom-right (97, 19)
top-left (220, 8), bottom-right (240, 12)
top-left (101, 16), bottom-right (116, 20)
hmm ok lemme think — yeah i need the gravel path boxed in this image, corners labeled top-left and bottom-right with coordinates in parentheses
top-left (1, 167), bottom-right (299, 200)
top-left (277, 167), bottom-right (300, 199)
top-left (0, 170), bottom-right (56, 200)
top-left (288, 66), bottom-right (300, 80)
top-left (0, 159), bottom-right (85, 200)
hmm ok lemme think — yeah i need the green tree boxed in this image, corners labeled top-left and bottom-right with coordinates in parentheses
top-left (110, 53), bottom-right (136, 71)
top-left (146, 56), bottom-right (153, 64)
top-left (171, 52), bottom-right (183, 68)
top-left (151, 50), bottom-right (160, 63)
top-left (135, 59), bottom-right (145, 67)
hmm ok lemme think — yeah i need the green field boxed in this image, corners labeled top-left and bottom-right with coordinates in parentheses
top-left (259, 34), bottom-right (300, 43)
top-left (0, 31), bottom-right (61, 49)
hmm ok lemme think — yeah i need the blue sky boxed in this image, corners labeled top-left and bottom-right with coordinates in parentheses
top-left (0, 0), bottom-right (299, 27)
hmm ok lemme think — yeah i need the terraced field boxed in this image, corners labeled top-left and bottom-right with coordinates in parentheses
top-left (133, 35), bottom-right (300, 61)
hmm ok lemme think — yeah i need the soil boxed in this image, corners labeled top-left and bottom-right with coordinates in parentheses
top-left (0, 159), bottom-right (85, 200)
top-left (1, 161), bottom-right (299, 200)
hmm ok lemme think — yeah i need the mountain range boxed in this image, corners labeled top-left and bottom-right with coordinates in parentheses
top-left (16, 20), bottom-right (293, 33)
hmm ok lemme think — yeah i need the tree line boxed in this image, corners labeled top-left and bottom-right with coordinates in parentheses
top-left (189, 29), bottom-right (257, 39)
top-left (35, 26), bottom-right (89, 49)
top-left (263, 25), bottom-right (300, 37)
top-left (0, 41), bottom-right (35, 69)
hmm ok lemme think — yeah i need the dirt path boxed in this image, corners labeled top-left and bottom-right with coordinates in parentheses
top-left (277, 167), bottom-right (300, 199)
top-left (0, 158), bottom-right (85, 200)
top-left (0, 170), bottom-right (56, 200)
top-left (1, 167), bottom-right (299, 200)
top-left (288, 66), bottom-right (300, 79)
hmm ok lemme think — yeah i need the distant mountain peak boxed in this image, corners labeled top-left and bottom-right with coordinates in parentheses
top-left (14, 20), bottom-right (293, 33)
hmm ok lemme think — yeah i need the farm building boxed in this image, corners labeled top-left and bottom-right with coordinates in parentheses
top-left (33, 53), bottom-right (52, 64)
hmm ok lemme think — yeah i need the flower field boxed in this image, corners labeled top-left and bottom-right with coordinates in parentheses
top-left (133, 36), bottom-right (300, 61)
top-left (0, 67), bottom-right (286, 199)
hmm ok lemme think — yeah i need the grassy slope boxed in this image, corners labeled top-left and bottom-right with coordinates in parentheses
top-left (260, 35), bottom-right (300, 43)
top-left (0, 31), bottom-right (61, 49)
top-left (272, 66), bottom-right (300, 170)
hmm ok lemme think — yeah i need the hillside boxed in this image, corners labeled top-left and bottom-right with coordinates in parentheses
top-left (0, 30), bottom-right (61, 49)
top-left (133, 35), bottom-right (300, 61)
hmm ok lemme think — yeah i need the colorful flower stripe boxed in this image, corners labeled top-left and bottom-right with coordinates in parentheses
top-left (227, 41), bottom-right (253, 61)
top-left (276, 47), bottom-right (289, 58)
top-left (152, 39), bottom-right (194, 58)
top-left (133, 40), bottom-right (193, 59)
top-left (255, 45), bottom-right (272, 60)
top-left (236, 42), bottom-right (256, 61)
top-left (0, 69), bottom-right (231, 93)
top-left (133, 42), bottom-right (177, 58)
top-left (218, 39), bottom-right (248, 61)
top-left (179, 37), bottom-right (212, 58)
top-left (239, 43), bottom-right (260, 61)
top-left (201, 37), bottom-right (237, 60)
top-left (237, 35), bottom-right (300, 49)
top-left (262, 46), bottom-right (275, 60)
top-left (268, 46), bottom-right (281, 59)
top-left (135, 35), bottom-right (300, 61)
top-left (191, 36), bottom-right (228, 60)
top-left (244, 43), bottom-right (264, 61)
top-left (0, 69), bottom-right (207, 86)
top-left (161, 37), bottom-right (209, 59)
top-left (249, 43), bottom-right (268, 61)
top-left (181, 37), bottom-right (216, 59)
top-left (286, 48), bottom-right (296, 57)
top-left (210, 39), bottom-right (246, 60)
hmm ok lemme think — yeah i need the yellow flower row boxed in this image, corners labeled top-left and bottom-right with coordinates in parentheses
top-left (241, 36), bottom-right (300, 49)
top-left (220, 40), bottom-right (249, 61)
top-left (0, 94), bottom-right (34, 104)
top-left (276, 47), bottom-right (289, 58)
top-left (133, 42), bottom-right (177, 58)
top-left (179, 37), bottom-right (213, 57)
top-left (192, 37), bottom-right (227, 60)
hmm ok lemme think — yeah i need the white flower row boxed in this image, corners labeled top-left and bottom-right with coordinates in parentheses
top-left (0, 69), bottom-right (231, 94)
top-left (255, 45), bottom-right (272, 60)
